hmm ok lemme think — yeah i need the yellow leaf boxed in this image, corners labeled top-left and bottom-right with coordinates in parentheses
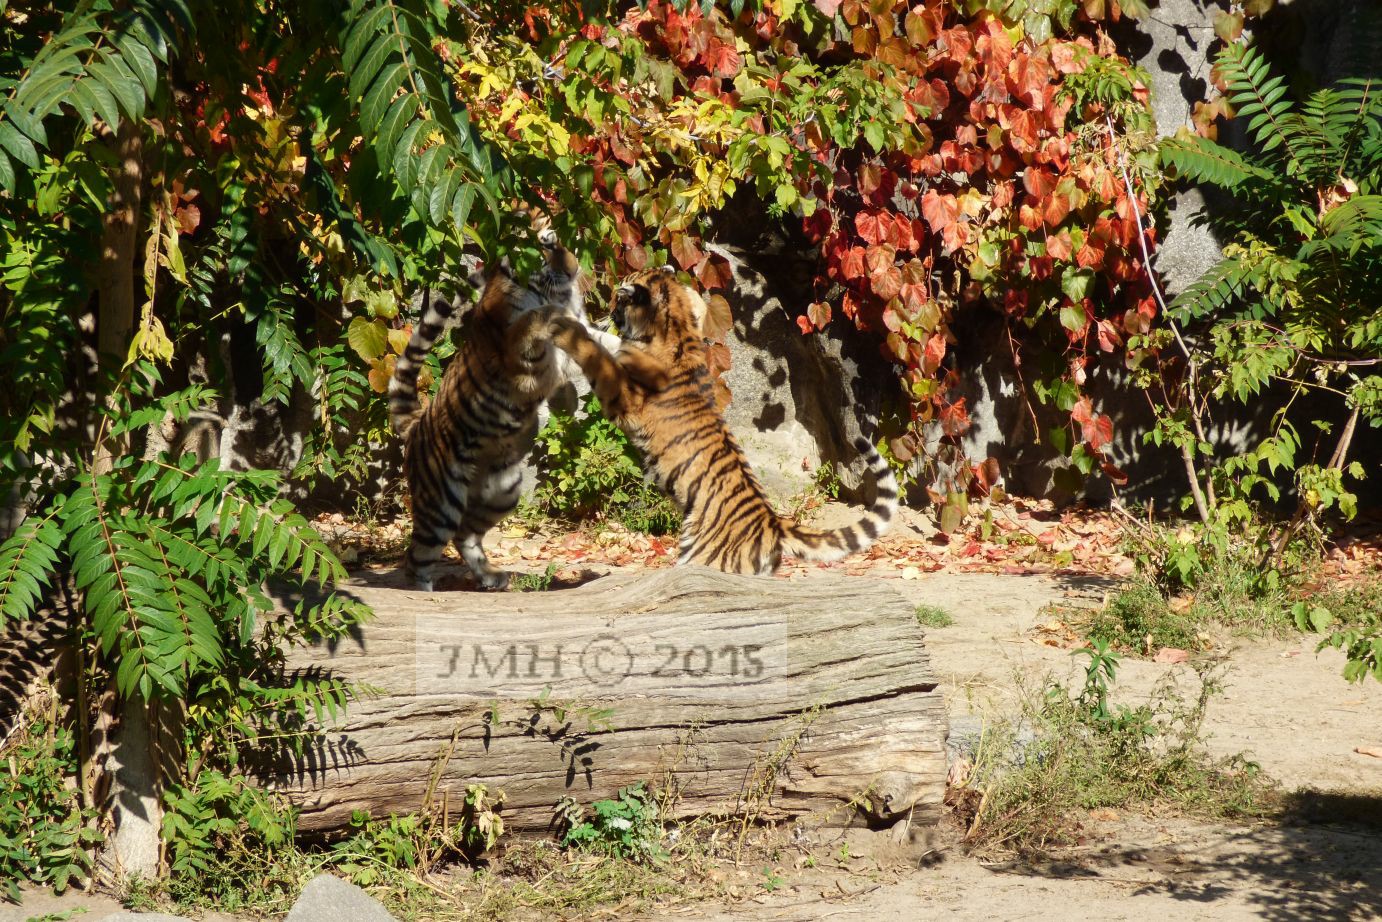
top-left (162, 227), bottom-right (187, 282)
top-left (367, 355), bottom-right (397, 393)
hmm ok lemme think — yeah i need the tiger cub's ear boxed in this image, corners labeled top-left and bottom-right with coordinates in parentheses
top-left (484, 254), bottom-right (513, 278)
top-left (684, 288), bottom-right (709, 334)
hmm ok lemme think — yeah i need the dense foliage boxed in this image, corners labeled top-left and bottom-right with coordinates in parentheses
top-left (1145, 44), bottom-right (1380, 588)
top-left (0, 700), bottom-right (101, 899)
top-left (0, 0), bottom-right (1377, 892)
top-left (448, 0), bottom-right (1162, 511)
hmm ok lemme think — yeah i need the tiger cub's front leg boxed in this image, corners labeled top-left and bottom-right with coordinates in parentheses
top-left (549, 316), bottom-right (669, 414)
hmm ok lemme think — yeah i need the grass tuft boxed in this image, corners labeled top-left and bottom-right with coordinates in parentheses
top-left (952, 650), bottom-right (1276, 857)
top-left (915, 604), bottom-right (955, 629)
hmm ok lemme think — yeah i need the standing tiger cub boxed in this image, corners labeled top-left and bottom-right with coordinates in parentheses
top-left (548, 266), bottom-right (899, 576)
top-left (389, 230), bottom-right (587, 590)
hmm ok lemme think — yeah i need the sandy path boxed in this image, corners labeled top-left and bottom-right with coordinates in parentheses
top-left (675, 570), bottom-right (1382, 922)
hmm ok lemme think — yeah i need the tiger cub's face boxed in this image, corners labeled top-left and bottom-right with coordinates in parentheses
top-left (611, 266), bottom-right (708, 344)
top-left (521, 228), bottom-right (584, 319)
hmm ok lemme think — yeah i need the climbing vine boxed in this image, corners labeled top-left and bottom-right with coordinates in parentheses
top-left (436, 0), bottom-right (1161, 511)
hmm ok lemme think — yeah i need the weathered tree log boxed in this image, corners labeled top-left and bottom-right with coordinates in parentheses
top-left (270, 565), bottom-right (946, 835)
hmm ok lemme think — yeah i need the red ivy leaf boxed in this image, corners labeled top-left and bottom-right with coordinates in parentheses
top-left (1044, 191), bottom-right (1073, 226)
top-left (1101, 460), bottom-right (1129, 485)
top-left (1046, 230), bottom-right (1073, 261)
top-left (1096, 319), bottom-right (1122, 352)
top-left (921, 190), bottom-right (959, 232)
top-left (865, 242), bottom-right (897, 276)
top-left (1089, 414), bottom-right (1113, 451)
top-left (882, 303), bottom-right (903, 332)
top-left (940, 398), bottom-right (970, 437)
top-left (1072, 396), bottom-right (1094, 426)
top-left (856, 211), bottom-right (885, 245)
top-left (872, 264), bottom-right (903, 301)
top-left (840, 245), bottom-right (867, 281)
top-left (671, 234), bottom-right (705, 270)
top-left (904, 9), bottom-right (934, 46)
top-left (808, 300), bottom-right (831, 330)
top-left (696, 254), bottom-right (733, 289)
top-left (937, 26), bottom-right (973, 62)
top-left (1023, 166), bottom-right (1057, 199)
top-left (703, 38), bottom-right (742, 77)
top-left (923, 332), bottom-right (946, 372)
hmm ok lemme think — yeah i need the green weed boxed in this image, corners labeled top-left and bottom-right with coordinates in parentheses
top-left (957, 644), bottom-right (1274, 856)
top-left (0, 687), bottom-right (101, 900)
top-left (511, 563), bottom-right (559, 592)
top-left (557, 783), bottom-right (666, 863)
top-left (915, 604), bottom-right (955, 629)
top-left (1294, 580), bottom-right (1382, 683)
top-left (532, 395), bottom-right (681, 535)
top-left (1086, 581), bottom-right (1200, 653)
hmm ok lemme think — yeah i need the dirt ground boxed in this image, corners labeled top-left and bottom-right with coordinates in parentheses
top-left (665, 567), bottom-right (1382, 922)
top-left (7, 512), bottom-right (1382, 922)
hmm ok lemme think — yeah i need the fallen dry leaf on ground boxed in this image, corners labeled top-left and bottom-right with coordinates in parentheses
top-left (1153, 648), bottom-right (1191, 664)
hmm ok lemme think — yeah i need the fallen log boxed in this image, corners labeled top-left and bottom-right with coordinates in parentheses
top-left (270, 565), bottom-right (946, 835)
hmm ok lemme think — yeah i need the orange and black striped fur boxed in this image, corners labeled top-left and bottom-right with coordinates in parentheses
top-left (390, 230), bottom-right (587, 590)
top-left (548, 267), bottom-right (899, 576)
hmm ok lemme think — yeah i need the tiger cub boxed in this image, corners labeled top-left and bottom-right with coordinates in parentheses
top-left (547, 266), bottom-right (899, 576)
top-left (389, 230), bottom-right (587, 590)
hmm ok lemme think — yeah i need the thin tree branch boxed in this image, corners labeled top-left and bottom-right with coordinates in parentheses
top-left (1106, 116), bottom-right (1214, 521)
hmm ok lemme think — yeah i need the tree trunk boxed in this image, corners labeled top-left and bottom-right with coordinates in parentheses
top-left (96, 119), bottom-right (142, 372)
top-left (269, 566), bottom-right (948, 835)
top-left (91, 118), bottom-right (162, 883)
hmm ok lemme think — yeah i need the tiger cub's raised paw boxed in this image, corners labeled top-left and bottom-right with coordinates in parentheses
top-left (618, 348), bottom-right (670, 391)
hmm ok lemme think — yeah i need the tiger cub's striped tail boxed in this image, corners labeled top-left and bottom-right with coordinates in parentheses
top-left (389, 288), bottom-right (455, 439)
top-left (780, 437), bottom-right (899, 563)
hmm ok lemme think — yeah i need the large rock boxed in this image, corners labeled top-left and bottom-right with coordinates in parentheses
top-left (710, 242), bottom-right (894, 503)
top-left (285, 874), bottom-right (398, 922)
top-left (1114, 0), bottom-right (1228, 294)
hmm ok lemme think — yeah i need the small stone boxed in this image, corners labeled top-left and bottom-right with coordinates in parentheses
top-left (285, 874), bottom-right (398, 922)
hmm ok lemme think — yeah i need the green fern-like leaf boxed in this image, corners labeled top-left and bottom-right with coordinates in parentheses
top-left (1160, 133), bottom-right (1274, 189)
top-left (251, 300), bottom-right (315, 405)
top-left (218, 494), bottom-right (345, 586)
top-left (1327, 78), bottom-right (1380, 177)
top-left (0, 0), bottom-right (192, 190)
top-left (1303, 194), bottom-right (1382, 259)
top-left (1294, 79), bottom-right (1382, 185)
top-left (338, 0), bottom-right (505, 234)
top-left (0, 514), bottom-right (64, 625)
top-left (109, 384), bottom-right (218, 438)
top-left (1215, 42), bottom-right (1297, 157)
top-left (1168, 255), bottom-right (1254, 322)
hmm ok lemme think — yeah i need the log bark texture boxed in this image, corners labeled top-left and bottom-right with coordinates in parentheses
top-left (271, 565), bottom-right (946, 835)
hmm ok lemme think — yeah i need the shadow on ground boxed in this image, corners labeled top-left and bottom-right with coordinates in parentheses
top-left (984, 805), bottom-right (1382, 921)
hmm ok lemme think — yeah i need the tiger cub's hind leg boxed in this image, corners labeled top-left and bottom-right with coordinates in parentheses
top-left (446, 460), bottom-right (524, 591)
top-left (456, 533), bottom-right (510, 590)
top-left (405, 533), bottom-right (450, 592)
